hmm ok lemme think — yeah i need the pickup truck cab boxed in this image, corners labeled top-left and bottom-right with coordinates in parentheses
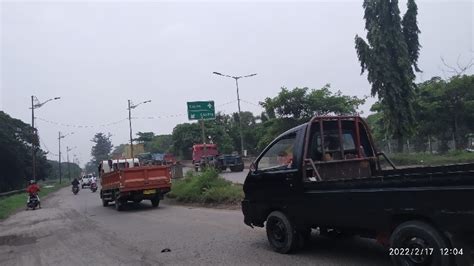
top-left (218, 154), bottom-right (245, 172)
top-left (242, 116), bottom-right (474, 266)
top-left (81, 174), bottom-right (95, 188)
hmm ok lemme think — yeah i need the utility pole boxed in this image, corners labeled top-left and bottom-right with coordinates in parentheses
top-left (212, 72), bottom-right (257, 156)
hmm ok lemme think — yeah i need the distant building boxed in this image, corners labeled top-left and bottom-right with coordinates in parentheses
top-left (112, 144), bottom-right (145, 159)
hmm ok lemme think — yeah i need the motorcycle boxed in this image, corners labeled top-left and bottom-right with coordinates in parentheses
top-left (26, 193), bottom-right (40, 210)
top-left (90, 182), bottom-right (97, 192)
top-left (72, 185), bottom-right (79, 195)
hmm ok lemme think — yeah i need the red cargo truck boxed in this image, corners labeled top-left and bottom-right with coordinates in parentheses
top-left (192, 144), bottom-right (219, 171)
top-left (99, 159), bottom-right (171, 211)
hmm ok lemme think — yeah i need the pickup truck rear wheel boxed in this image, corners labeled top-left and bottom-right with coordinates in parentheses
top-left (266, 211), bottom-right (298, 254)
top-left (390, 220), bottom-right (450, 266)
top-left (151, 198), bottom-right (160, 208)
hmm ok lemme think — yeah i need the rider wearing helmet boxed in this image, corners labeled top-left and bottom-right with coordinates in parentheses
top-left (26, 180), bottom-right (41, 208)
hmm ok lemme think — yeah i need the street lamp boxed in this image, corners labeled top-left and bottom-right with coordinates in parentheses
top-left (30, 96), bottom-right (60, 181)
top-left (127, 100), bottom-right (151, 160)
top-left (58, 132), bottom-right (74, 184)
top-left (66, 146), bottom-right (77, 181)
top-left (212, 72), bottom-right (257, 156)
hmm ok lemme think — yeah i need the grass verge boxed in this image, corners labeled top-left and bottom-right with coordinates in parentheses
top-left (167, 168), bottom-right (243, 205)
top-left (0, 181), bottom-right (68, 220)
top-left (385, 150), bottom-right (474, 166)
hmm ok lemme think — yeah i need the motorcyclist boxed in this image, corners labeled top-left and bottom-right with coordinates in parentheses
top-left (71, 177), bottom-right (80, 190)
top-left (26, 180), bottom-right (41, 208)
top-left (90, 175), bottom-right (98, 191)
top-left (91, 175), bottom-right (97, 184)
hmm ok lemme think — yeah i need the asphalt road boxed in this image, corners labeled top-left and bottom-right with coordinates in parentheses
top-left (0, 187), bottom-right (391, 266)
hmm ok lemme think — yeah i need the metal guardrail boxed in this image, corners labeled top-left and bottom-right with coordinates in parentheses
top-left (0, 189), bottom-right (24, 198)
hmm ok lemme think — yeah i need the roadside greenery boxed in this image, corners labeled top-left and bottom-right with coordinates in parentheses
top-left (0, 111), bottom-right (81, 193)
top-left (167, 169), bottom-right (243, 204)
top-left (0, 181), bottom-right (68, 220)
top-left (387, 151), bottom-right (474, 166)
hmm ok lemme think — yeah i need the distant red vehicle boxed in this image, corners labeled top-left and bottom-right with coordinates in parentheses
top-left (192, 144), bottom-right (218, 171)
top-left (99, 159), bottom-right (171, 211)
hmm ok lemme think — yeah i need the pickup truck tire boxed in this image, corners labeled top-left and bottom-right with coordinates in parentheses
top-left (151, 198), bottom-right (160, 208)
top-left (390, 220), bottom-right (450, 266)
top-left (266, 211), bottom-right (298, 254)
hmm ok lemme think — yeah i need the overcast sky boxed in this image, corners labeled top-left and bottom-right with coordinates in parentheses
top-left (1, 0), bottom-right (473, 167)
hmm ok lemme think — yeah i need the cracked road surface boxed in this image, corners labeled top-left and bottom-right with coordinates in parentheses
top-left (0, 187), bottom-right (391, 265)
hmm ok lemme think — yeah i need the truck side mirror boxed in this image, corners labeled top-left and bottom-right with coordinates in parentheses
top-left (249, 162), bottom-right (256, 172)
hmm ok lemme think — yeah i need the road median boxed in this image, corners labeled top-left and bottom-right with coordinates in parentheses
top-left (167, 168), bottom-right (243, 207)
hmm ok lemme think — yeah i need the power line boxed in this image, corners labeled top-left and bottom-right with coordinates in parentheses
top-left (36, 117), bottom-right (128, 128)
top-left (38, 135), bottom-right (59, 157)
top-left (240, 99), bottom-right (262, 107)
top-left (217, 100), bottom-right (238, 107)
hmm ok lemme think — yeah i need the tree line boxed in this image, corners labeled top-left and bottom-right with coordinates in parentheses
top-left (0, 111), bottom-right (81, 193)
top-left (89, 72), bottom-right (473, 164)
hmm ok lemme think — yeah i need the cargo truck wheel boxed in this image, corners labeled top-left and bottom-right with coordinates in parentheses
top-left (151, 198), bottom-right (160, 208)
top-left (266, 211), bottom-right (298, 254)
top-left (115, 199), bottom-right (125, 211)
top-left (390, 220), bottom-right (450, 266)
top-left (102, 199), bottom-right (109, 207)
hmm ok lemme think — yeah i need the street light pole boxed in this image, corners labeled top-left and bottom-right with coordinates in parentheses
top-left (59, 132), bottom-right (62, 184)
top-left (212, 72), bottom-right (257, 156)
top-left (127, 99), bottom-right (151, 160)
top-left (128, 100), bottom-right (133, 159)
top-left (30, 96), bottom-right (60, 181)
top-left (31, 96), bottom-right (35, 182)
top-left (234, 78), bottom-right (244, 156)
top-left (66, 146), bottom-right (76, 181)
top-left (58, 132), bottom-right (73, 184)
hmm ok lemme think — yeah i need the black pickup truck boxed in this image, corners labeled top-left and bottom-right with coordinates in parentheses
top-left (242, 116), bottom-right (474, 266)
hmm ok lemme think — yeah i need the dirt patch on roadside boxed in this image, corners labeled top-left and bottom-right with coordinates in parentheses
top-left (164, 197), bottom-right (241, 210)
top-left (0, 235), bottom-right (37, 246)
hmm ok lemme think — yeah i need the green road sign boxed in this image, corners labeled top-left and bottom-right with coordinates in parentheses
top-left (187, 101), bottom-right (215, 120)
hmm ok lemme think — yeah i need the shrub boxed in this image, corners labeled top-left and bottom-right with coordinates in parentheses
top-left (168, 168), bottom-right (243, 204)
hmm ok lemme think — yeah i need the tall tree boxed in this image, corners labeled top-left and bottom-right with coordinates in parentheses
top-left (0, 111), bottom-right (50, 192)
top-left (355, 0), bottom-right (421, 152)
top-left (89, 133), bottom-right (113, 173)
